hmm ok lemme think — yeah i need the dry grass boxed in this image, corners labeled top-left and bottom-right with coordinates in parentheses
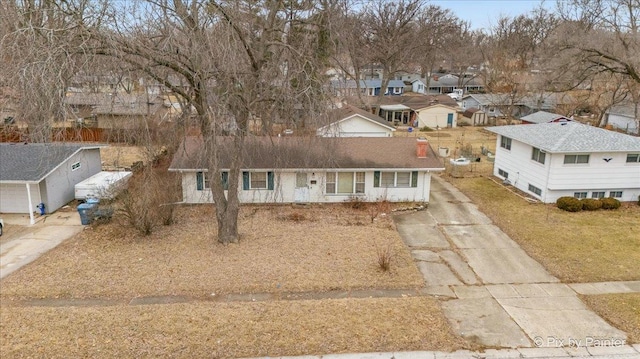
top-left (0, 203), bottom-right (466, 358)
top-left (580, 293), bottom-right (640, 344)
top-left (396, 126), bottom-right (497, 176)
top-left (100, 146), bottom-right (146, 170)
top-left (0, 297), bottom-right (465, 358)
top-left (450, 177), bottom-right (640, 282)
top-left (0, 205), bottom-right (424, 300)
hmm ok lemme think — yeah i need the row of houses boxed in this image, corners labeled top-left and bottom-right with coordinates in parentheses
top-left (3, 120), bottom-right (638, 217)
top-left (328, 73), bottom-right (485, 99)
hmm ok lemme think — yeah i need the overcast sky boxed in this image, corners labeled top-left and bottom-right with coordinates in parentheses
top-left (431, 0), bottom-right (554, 31)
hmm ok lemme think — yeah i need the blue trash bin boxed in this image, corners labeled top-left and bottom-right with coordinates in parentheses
top-left (77, 203), bottom-right (97, 225)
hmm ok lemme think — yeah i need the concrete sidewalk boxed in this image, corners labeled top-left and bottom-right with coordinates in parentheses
top-left (0, 210), bottom-right (84, 279)
top-left (246, 345), bottom-right (640, 359)
top-left (393, 175), bottom-right (630, 350)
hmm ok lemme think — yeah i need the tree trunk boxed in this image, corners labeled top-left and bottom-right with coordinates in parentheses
top-left (216, 201), bottom-right (239, 244)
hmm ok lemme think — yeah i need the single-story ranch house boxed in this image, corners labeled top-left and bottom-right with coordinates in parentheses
top-left (316, 105), bottom-right (395, 137)
top-left (0, 143), bottom-right (102, 223)
top-left (487, 122), bottom-right (640, 203)
top-left (169, 136), bottom-right (444, 204)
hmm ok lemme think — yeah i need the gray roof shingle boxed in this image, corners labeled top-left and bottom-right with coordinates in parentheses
top-left (0, 143), bottom-right (101, 182)
top-left (487, 122), bottom-right (640, 153)
top-left (520, 111), bottom-right (570, 123)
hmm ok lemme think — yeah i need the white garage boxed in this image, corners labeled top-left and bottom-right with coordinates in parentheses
top-left (0, 143), bottom-right (102, 223)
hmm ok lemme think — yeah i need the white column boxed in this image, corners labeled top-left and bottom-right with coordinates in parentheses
top-left (25, 183), bottom-right (35, 225)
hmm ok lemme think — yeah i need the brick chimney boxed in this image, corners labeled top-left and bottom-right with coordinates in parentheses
top-left (416, 138), bottom-right (429, 158)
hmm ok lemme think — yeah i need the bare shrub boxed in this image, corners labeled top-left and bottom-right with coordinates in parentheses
top-left (118, 166), bottom-right (179, 236)
top-left (368, 200), bottom-right (392, 223)
top-left (376, 240), bottom-right (394, 272)
top-left (286, 212), bottom-right (306, 222)
top-left (344, 196), bottom-right (366, 210)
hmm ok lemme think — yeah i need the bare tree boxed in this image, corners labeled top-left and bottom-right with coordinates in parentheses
top-left (91, 0), bottom-right (332, 244)
top-left (360, 0), bottom-right (423, 102)
top-left (556, 0), bottom-right (640, 84)
top-left (0, 0), bottom-right (103, 141)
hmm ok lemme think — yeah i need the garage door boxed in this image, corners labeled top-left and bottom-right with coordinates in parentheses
top-left (0, 183), bottom-right (41, 213)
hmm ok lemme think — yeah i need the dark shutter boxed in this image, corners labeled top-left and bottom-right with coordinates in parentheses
top-left (242, 171), bottom-right (249, 190)
top-left (221, 172), bottom-right (229, 190)
top-left (196, 172), bottom-right (203, 190)
top-left (267, 171), bottom-right (274, 190)
top-left (411, 171), bottom-right (418, 188)
top-left (374, 171), bottom-right (380, 188)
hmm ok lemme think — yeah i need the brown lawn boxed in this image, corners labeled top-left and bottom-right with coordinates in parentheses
top-left (580, 293), bottom-right (640, 344)
top-left (0, 205), bottom-right (424, 300)
top-left (0, 204), bottom-right (467, 357)
top-left (0, 297), bottom-right (464, 358)
top-left (449, 177), bottom-right (640, 282)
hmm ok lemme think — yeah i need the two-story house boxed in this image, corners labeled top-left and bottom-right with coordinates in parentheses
top-left (487, 122), bottom-right (640, 203)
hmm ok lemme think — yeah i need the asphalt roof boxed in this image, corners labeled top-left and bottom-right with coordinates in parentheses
top-left (520, 111), bottom-right (569, 123)
top-left (0, 143), bottom-right (101, 182)
top-left (169, 136), bottom-right (444, 171)
top-left (487, 122), bottom-right (640, 153)
top-left (321, 104), bottom-right (394, 129)
top-left (375, 94), bottom-right (459, 110)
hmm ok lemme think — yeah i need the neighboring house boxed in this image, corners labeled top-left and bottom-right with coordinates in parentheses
top-left (462, 93), bottom-right (576, 119)
top-left (329, 79), bottom-right (405, 97)
top-left (605, 103), bottom-right (639, 135)
top-left (408, 74), bottom-right (484, 95)
top-left (64, 93), bottom-right (167, 129)
top-left (374, 95), bottom-right (460, 127)
top-left (414, 104), bottom-right (458, 128)
top-left (168, 136), bottom-right (445, 204)
top-left (520, 111), bottom-right (571, 124)
top-left (0, 143), bottom-right (103, 222)
top-left (317, 105), bottom-right (395, 137)
top-left (487, 122), bottom-right (640, 203)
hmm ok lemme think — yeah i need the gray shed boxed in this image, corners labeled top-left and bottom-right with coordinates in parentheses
top-left (0, 143), bottom-right (102, 223)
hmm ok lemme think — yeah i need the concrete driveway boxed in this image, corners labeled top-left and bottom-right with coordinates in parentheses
top-left (0, 209), bottom-right (84, 279)
top-left (394, 175), bottom-right (627, 349)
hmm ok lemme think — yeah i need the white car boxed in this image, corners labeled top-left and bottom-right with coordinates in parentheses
top-left (449, 157), bottom-right (471, 166)
top-left (0, 218), bottom-right (3, 236)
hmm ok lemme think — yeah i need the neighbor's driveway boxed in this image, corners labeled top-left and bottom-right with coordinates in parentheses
top-left (394, 175), bottom-right (627, 349)
top-left (0, 210), bottom-right (84, 279)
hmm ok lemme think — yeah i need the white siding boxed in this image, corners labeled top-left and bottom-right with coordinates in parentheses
top-left (181, 170), bottom-right (433, 204)
top-left (0, 183), bottom-right (42, 213)
top-left (416, 106), bottom-right (457, 128)
top-left (43, 149), bottom-right (102, 212)
top-left (493, 136), bottom-right (640, 203)
top-left (492, 136), bottom-right (550, 201)
top-left (317, 115), bottom-right (393, 137)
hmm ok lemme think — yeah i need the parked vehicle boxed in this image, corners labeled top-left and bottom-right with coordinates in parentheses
top-left (449, 157), bottom-right (471, 166)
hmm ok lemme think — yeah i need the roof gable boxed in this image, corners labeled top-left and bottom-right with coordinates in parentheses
top-left (0, 143), bottom-right (102, 182)
top-left (487, 122), bottom-right (640, 153)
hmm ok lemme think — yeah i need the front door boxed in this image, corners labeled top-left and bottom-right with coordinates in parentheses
top-left (447, 113), bottom-right (454, 127)
top-left (294, 172), bottom-right (309, 203)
